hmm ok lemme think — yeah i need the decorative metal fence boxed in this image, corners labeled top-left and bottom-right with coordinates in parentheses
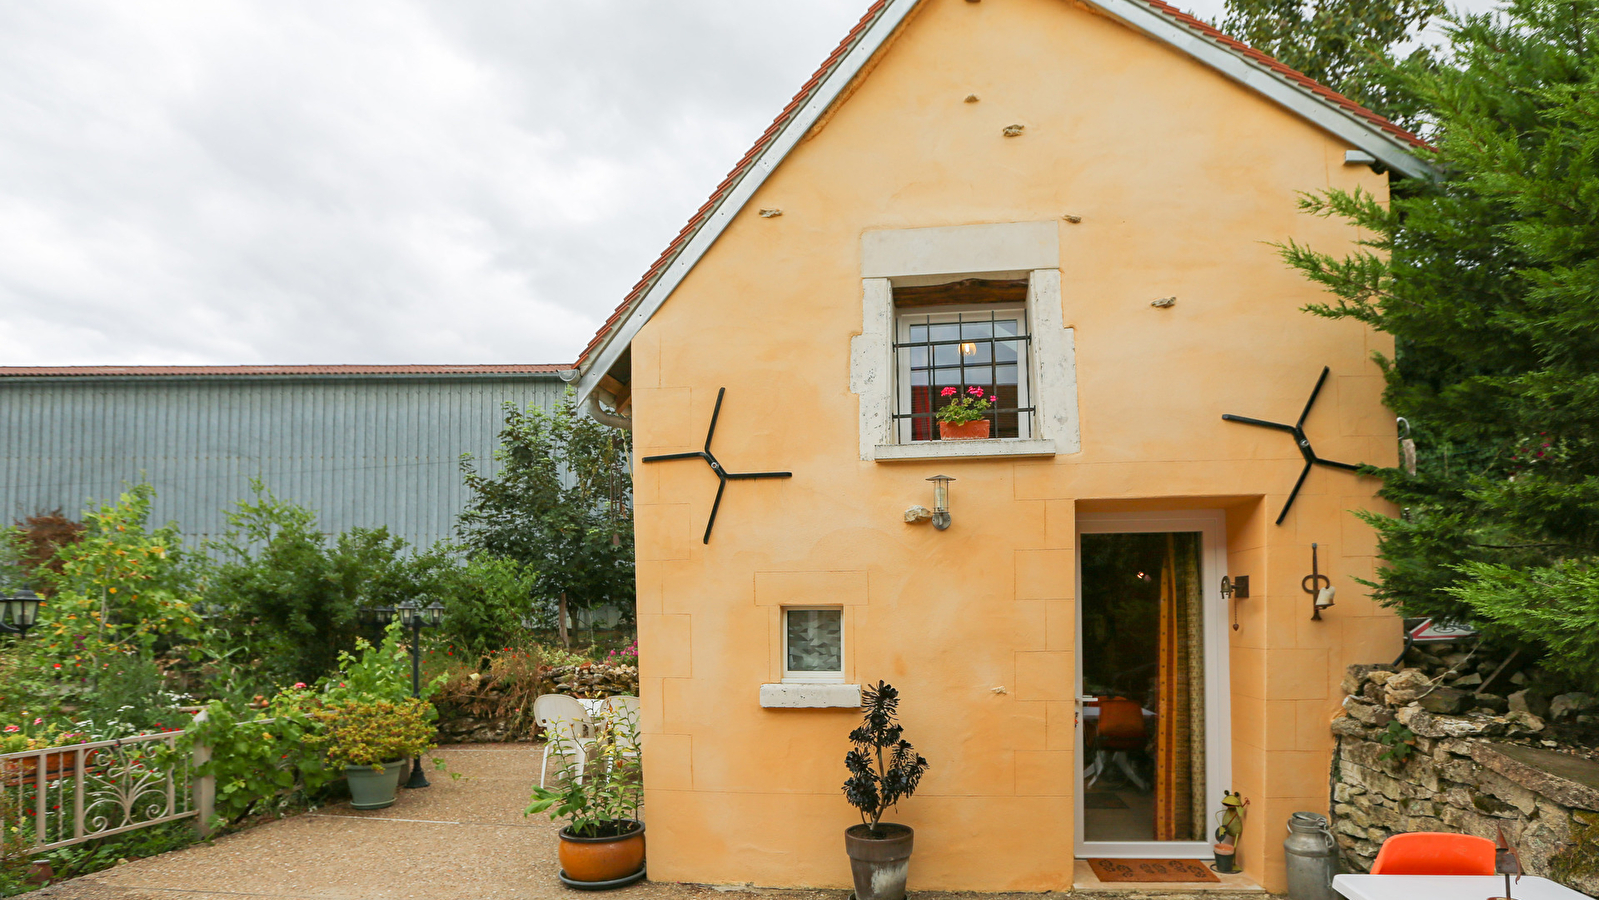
top-left (0, 729), bottom-right (198, 852)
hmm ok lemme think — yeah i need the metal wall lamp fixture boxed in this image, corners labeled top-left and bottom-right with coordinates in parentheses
top-left (926, 475), bottom-right (954, 530)
top-left (1221, 366), bottom-right (1362, 525)
top-left (640, 388), bottom-right (792, 544)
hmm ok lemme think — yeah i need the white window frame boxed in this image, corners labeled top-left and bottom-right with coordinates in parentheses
top-left (781, 606), bottom-right (845, 684)
top-left (894, 302), bottom-right (1033, 444)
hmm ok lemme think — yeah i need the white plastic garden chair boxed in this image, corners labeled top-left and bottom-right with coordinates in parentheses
top-left (601, 695), bottom-right (641, 773)
top-left (534, 694), bottom-right (595, 787)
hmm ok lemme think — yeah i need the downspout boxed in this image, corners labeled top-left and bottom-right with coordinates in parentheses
top-left (585, 394), bottom-right (633, 431)
top-left (563, 368), bottom-right (633, 431)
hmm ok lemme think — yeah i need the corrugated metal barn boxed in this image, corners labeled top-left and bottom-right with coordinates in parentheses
top-left (0, 365), bottom-right (568, 549)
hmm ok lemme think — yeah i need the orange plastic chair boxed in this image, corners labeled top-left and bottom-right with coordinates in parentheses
top-left (1370, 832), bottom-right (1496, 875)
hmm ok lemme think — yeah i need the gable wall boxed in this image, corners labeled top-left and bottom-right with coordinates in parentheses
top-left (629, 0), bottom-right (1400, 890)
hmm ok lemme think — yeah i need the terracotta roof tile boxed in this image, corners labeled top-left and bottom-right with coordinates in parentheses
top-left (575, 0), bottom-right (1425, 370)
top-left (0, 364), bottom-right (567, 378)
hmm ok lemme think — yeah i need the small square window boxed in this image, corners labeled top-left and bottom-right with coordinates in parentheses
top-left (783, 608), bottom-right (844, 683)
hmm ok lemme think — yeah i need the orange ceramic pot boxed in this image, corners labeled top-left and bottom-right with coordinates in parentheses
top-left (938, 420), bottom-right (991, 440)
top-left (558, 821), bottom-right (645, 884)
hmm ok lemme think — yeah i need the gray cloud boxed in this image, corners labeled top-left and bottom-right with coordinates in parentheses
top-left (0, 0), bottom-right (1504, 366)
top-left (0, 0), bottom-right (865, 365)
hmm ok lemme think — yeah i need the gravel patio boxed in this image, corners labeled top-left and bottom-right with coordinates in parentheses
top-left (30, 743), bottom-right (1273, 900)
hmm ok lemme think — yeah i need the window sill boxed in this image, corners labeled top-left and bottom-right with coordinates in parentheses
top-left (760, 683), bottom-right (861, 708)
top-left (873, 438), bottom-right (1056, 462)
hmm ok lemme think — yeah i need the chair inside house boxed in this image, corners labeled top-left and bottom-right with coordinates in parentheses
top-left (601, 695), bottom-right (641, 773)
top-left (1086, 696), bottom-right (1149, 791)
top-left (533, 693), bottom-right (594, 787)
top-left (1369, 832), bottom-right (1497, 875)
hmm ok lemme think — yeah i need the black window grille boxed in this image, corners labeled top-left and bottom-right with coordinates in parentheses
top-left (893, 308), bottom-right (1033, 442)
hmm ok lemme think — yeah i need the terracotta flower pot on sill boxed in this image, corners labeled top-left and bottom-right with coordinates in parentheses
top-left (938, 420), bottom-right (991, 441)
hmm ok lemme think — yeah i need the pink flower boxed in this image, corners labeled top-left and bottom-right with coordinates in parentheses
top-left (967, 386), bottom-right (984, 396)
top-left (292, 682), bottom-right (307, 689)
top-left (32, 718), bottom-right (41, 725)
top-left (940, 387), bottom-right (957, 397)
top-left (3, 726), bottom-right (17, 733)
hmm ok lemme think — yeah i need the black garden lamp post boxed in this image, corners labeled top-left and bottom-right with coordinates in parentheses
top-left (0, 589), bottom-right (43, 638)
top-left (395, 598), bottom-right (445, 789)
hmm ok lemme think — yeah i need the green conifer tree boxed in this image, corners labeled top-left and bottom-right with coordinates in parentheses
top-left (1280, 0), bottom-right (1599, 688)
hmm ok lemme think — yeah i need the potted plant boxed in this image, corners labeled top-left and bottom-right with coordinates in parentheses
top-left (935, 386), bottom-right (997, 440)
top-left (526, 708), bottom-right (645, 888)
top-left (842, 681), bottom-right (929, 900)
top-left (311, 697), bottom-right (436, 810)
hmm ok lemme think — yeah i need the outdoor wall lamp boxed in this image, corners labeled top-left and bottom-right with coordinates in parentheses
top-left (927, 474), bottom-right (955, 531)
top-left (1303, 543), bottom-right (1336, 620)
top-left (0, 589), bottom-right (42, 638)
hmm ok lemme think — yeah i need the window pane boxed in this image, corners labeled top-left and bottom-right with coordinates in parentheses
top-left (787, 610), bottom-right (842, 672)
top-left (930, 323), bottom-right (960, 343)
top-left (961, 320), bottom-right (994, 340)
top-left (933, 342), bottom-right (959, 366)
top-left (908, 346), bottom-right (928, 368)
top-left (961, 342), bottom-right (992, 365)
top-left (934, 367), bottom-right (962, 386)
top-left (910, 370), bottom-right (929, 386)
top-left (995, 339), bottom-right (1019, 363)
top-left (995, 318), bottom-right (1020, 337)
top-left (996, 364), bottom-right (1019, 385)
top-left (909, 323), bottom-right (928, 342)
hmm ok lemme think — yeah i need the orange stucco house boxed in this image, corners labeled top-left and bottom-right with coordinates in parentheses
top-left (571, 0), bottom-right (1427, 891)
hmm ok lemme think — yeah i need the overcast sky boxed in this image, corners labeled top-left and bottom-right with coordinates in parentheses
top-left (0, 0), bottom-right (1501, 368)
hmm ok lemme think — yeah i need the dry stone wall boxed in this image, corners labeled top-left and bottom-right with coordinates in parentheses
top-left (1334, 663), bottom-right (1599, 895)
top-left (433, 662), bottom-right (640, 744)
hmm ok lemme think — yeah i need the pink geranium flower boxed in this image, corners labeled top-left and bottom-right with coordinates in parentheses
top-left (940, 386), bottom-right (957, 397)
top-left (3, 726), bottom-right (17, 733)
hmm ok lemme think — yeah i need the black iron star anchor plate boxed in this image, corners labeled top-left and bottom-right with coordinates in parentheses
top-left (1222, 366), bottom-right (1363, 526)
top-left (640, 387), bottom-right (792, 544)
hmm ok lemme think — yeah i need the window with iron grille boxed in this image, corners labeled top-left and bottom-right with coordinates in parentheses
top-left (893, 303), bottom-right (1033, 443)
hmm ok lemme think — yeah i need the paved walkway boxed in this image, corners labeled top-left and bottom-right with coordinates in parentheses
top-left (34, 744), bottom-right (1273, 900)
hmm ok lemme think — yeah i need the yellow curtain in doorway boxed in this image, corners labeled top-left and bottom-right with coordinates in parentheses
top-left (1155, 533), bottom-right (1206, 841)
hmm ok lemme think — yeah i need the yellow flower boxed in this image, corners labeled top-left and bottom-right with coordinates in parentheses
top-left (108, 588), bottom-right (117, 594)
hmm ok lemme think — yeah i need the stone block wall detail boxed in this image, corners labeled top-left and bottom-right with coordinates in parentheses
top-left (1333, 664), bottom-right (1599, 895)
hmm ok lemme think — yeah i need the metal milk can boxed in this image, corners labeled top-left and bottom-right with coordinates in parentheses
top-left (1283, 811), bottom-right (1338, 900)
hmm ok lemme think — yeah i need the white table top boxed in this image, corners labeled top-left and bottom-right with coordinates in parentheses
top-left (1333, 874), bottom-right (1591, 899)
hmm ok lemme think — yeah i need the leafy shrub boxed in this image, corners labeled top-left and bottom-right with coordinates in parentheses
top-left (206, 482), bottom-right (447, 688)
top-left (183, 693), bottom-right (333, 828)
top-left (311, 698), bottom-right (436, 770)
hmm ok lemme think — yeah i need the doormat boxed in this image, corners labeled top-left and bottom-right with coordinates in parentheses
top-left (1084, 792), bottom-right (1129, 809)
top-left (1086, 859), bottom-right (1220, 883)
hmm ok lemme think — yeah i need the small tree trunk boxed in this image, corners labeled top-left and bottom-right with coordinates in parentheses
top-left (558, 592), bottom-right (570, 648)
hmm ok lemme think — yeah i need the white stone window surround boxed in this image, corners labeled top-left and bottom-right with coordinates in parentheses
top-left (850, 221), bottom-right (1081, 462)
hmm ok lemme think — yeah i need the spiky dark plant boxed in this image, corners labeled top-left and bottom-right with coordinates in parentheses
top-left (842, 681), bottom-right (929, 834)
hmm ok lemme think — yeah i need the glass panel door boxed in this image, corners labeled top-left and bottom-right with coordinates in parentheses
top-left (1075, 511), bottom-right (1229, 860)
top-left (1078, 532), bottom-right (1206, 843)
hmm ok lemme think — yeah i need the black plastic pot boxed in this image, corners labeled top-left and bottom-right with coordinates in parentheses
top-left (844, 823), bottom-right (914, 900)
